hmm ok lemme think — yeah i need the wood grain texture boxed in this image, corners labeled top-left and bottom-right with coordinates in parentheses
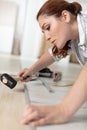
top-left (0, 73), bottom-right (28, 129)
top-left (0, 50), bottom-right (37, 130)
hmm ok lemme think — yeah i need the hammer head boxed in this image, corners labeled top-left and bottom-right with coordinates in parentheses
top-left (0, 73), bottom-right (17, 89)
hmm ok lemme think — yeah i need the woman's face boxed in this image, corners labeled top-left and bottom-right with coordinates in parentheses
top-left (38, 14), bottom-right (74, 49)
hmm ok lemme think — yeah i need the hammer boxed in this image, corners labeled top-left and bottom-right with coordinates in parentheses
top-left (0, 73), bottom-right (32, 89)
top-left (0, 71), bottom-right (62, 89)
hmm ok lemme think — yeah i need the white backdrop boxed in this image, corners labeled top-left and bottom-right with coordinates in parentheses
top-left (0, 1), bottom-right (17, 53)
top-left (21, 0), bottom-right (47, 59)
top-left (20, 0), bottom-right (87, 59)
top-left (0, 0), bottom-right (87, 59)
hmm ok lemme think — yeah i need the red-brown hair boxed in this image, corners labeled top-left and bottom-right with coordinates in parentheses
top-left (37, 0), bottom-right (82, 57)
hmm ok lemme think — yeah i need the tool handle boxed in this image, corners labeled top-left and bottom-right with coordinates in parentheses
top-left (15, 75), bottom-right (30, 81)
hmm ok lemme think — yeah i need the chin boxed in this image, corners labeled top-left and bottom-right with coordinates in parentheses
top-left (56, 43), bottom-right (65, 49)
top-left (56, 45), bottom-right (63, 50)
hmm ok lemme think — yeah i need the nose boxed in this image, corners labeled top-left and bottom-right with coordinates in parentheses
top-left (44, 32), bottom-right (51, 41)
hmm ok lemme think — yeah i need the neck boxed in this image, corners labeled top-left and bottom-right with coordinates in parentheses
top-left (71, 17), bottom-right (79, 41)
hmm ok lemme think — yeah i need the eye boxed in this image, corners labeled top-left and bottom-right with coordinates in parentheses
top-left (42, 24), bottom-right (50, 33)
top-left (45, 25), bottom-right (50, 31)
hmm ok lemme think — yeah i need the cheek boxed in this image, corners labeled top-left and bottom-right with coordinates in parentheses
top-left (51, 23), bottom-right (61, 36)
top-left (55, 29), bottom-right (64, 40)
top-left (55, 26), bottom-right (64, 36)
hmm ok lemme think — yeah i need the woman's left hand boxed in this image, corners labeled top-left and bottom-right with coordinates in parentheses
top-left (21, 104), bottom-right (70, 126)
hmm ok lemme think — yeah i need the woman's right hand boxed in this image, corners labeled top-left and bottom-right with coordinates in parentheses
top-left (18, 68), bottom-right (32, 82)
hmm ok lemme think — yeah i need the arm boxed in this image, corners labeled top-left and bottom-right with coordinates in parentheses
top-left (19, 51), bottom-right (55, 78)
top-left (61, 62), bottom-right (87, 117)
top-left (21, 62), bottom-right (87, 126)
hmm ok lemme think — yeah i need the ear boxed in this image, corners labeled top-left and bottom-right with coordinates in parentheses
top-left (61, 10), bottom-right (71, 23)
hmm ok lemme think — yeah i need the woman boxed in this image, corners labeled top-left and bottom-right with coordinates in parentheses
top-left (19, 0), bottom-right (87, 126)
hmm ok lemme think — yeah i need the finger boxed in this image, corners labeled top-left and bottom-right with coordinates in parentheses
top-left (31, 113), bottom-right (55, 126)
top-left (18, 72), bottom-right (25, 77)
top-left (32, 117), bottom-right (47, 126)
top-left (21, 110), bottom-right (40, 125)
top-left (18, 68), bottom-right (28, 77)
top-left (23, 105), bottom-right (35, 117)
top-left (21, 77), bottom-right (32, 82)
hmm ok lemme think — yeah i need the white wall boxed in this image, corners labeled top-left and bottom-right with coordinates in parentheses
top-left (0, 1), bottom-right (17, 53)
top-left (20, 0), bottom-right (87, 60)
top-left (0, 0), bottom-right (27, 54)
top-left (21, 0), bottom-right (47, 59)
top-left (1, 0), bottom-right (27, 40)
top-left (0, 0), bottom-right (87, 58)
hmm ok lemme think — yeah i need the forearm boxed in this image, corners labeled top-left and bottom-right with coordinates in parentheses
top-left (21, 62), bottom-right (87, 126)
top-left (28, 51), bottom-right (55, 75)
top-left (61, 62), bottom-right (87, 118)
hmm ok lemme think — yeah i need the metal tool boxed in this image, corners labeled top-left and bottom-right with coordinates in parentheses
top-left (39, 78), bottom-right (54, 93)
top-left (0, 73), bottom-right (35, 89)
top-left (0, 68), bottom-right (62, 89)
top-left (0, 73), bottom-right (17, 89)
top-left (37, 67), bottom-right (62, 81)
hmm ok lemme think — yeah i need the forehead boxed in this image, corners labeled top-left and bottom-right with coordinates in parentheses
top-left (38, 14), bottom-right (57, 27)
